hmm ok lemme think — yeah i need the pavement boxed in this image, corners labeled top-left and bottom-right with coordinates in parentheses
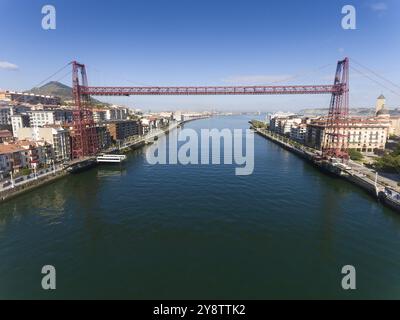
top-left (348, 160), bottom-right (400, 191)
top-left (0, 166), bottom-right (64, 193)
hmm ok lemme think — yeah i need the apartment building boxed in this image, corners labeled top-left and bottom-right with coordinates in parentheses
top-left (290, 124), bottom-right (308, 142)
top-left (11, 114), bottom-right (30, 137)
top-left (29, 110), bottom-right (73, 127)
top-left (93, 109), bottom-right (107, 123)
top-left (270, 116), bottom-right (303, 135)
top-left (106, 107), bottom-right (129, 121)
top-left (0, 130), bottom-right (13, 143)
top-left (266, 112), bottom-right (297, 126)
top-left (92, 107), bottom-right (130, 123)
top-left (0, 105), bottom-right (11, 125)
top-left (17, 127), bottom-right (71, 162)
top-left (17, 140), bottom-right (49, 169)
top-left (306, 118), bottom-right (390, 153)
top-left (0, 91), bottom-right (61, 105)
top-left (96, 125), bottom-right (112, 150)
top-left (0, 144), bottom-right (27, 178)
top-left (106, 120), bottom-right (142, 141)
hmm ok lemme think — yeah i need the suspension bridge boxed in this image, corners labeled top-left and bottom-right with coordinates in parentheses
top-left (68, 58), bottom-right (350, 160)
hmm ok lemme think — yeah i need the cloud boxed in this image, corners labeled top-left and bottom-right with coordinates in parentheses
top-left (222, 74), bottom-right (293, 85)
top-left (369, 2), bottom-right (388, 12)
top-left (0, 61), bottom-right (19, 70)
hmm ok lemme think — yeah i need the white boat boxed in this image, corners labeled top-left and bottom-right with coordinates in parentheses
top-left (96, 154), bottom-right (127, 163)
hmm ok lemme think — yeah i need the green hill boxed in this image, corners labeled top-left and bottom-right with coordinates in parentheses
top-left (28, 81), bottom-right (108, 106)
top-left (29, 81), bottom-right (72, 101)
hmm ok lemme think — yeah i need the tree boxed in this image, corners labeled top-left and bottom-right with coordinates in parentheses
top-left (374, 151), bottom-right (400, 173)
top-left (251, 120), bottom-right (266, 129)
top-left (348, 149), bottom-right (363, 161)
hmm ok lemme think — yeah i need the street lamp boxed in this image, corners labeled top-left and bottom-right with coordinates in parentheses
top-left (10, 170), bottom-right (14, 188)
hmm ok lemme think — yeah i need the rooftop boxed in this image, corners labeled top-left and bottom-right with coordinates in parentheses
top-left (0, 144), bottom-right (25, 154)
top-left (0, 130), bottom-right (12, 138)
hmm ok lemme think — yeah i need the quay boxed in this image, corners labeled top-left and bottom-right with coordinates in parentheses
top-left (0, 117), bottom-right (209, 203)
top-left (250, 122), bottom-right (400, 213)
top-left (0, 169), bottom-right (68, 203)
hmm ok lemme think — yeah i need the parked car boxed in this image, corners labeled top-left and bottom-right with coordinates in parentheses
top-left (2, 181), bottom-right (11, 188)
top-left (15, 177), bottom-right (24, 183)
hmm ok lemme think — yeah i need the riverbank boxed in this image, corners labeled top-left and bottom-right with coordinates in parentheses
top-left (2, 114), bottom-right (399, 299)
top-left (0, 118), bottom-right (209, 204)
top-left (250, 122), bottom-right (400, 213)
top-left (0, 170), bottom-right (68, 203)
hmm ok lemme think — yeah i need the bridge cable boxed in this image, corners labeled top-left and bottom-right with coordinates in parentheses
top-left (31, 62), bottom-right (72, 89)
top-left (87, 66), bottom-right (154, 87)
top-left (260, 63), bottom-right (335, 85)
top-left (351, 58), bottom-right (400, 91)
top-left (350, 65), bottom-right (400, 98)
top-left (54, 70), bottom-right (72, 83)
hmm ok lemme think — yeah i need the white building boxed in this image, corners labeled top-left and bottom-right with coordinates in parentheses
top-left (92, 106), bottom-right (130, 123)
top-left (266, 112), bottom-right (297, 126)
top-left (11, 114), bottom-right (30, 138)
top-left (0, 144), bottom-right (27, 178)
top-left (270, 116), bottom-right (302, 135)
top-left (105, 106), bottom-right (129, 121)
top-left (17, 127), bottom-right (71, 162)
top-left (93, 109), bottom-right (107, 123)
top-left (0, 105), bottom-right (12, 125)
top-left (306, 118), bottom-right (390, 153)
top-left (29, 110), bottom-right (73, 127)
top-left (290, 124), bottom-right (307, 142)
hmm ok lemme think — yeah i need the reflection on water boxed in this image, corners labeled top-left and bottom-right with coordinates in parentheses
top-left (0, 115), bottom-right (400, 299)
top-left (97, 166), bottom-right (128, 179)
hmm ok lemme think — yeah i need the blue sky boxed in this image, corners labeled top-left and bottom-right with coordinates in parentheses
top-left (0, 0), bottom-right (399, 111)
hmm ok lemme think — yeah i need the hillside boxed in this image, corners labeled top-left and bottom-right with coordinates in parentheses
top-left (29, 81), bottom-right (72, 101)
top-left (298, 107), bottom-right (375, 117)
top-left (28, 81), bottom-right (108, 105)
top-left (299, 107), bottom-right (400, 117)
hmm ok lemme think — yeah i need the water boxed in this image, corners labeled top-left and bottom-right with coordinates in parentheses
top-left (0, 115), bottom-right (399, 299)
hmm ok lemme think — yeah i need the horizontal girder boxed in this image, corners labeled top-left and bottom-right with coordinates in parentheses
top-left (80, 84), bottom-right (343, 96)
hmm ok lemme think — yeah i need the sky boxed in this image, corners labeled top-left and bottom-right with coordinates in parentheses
top-left (0, 0), bottom-right (399, 111)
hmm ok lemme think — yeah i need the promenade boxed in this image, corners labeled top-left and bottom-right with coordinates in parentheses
top-left (0, 118), bottom-right (207, 203)
top-left (251, 124), bottom-right (400, 212)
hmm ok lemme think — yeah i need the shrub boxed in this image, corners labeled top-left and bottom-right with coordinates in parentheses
top-left (348, 149), bottom-right (363, 161)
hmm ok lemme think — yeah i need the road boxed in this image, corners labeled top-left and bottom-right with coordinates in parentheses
top-left (348, 160), bottom-right (400, 191)
top-left (0, 166), bottom-right (64, 192)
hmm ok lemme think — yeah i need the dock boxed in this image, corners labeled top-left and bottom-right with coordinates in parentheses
top-left (250, 123), bottom-right (400, 213)
top-left (97, 154), bottom-right (127, 163)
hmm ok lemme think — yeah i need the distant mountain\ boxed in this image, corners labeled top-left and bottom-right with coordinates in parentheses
top-left (27, 81), bottom-right (107, 106)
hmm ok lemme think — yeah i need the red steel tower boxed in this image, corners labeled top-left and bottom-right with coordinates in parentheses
top-left (71, 61), bottom-right (99, 159)
top-left (322, 58), bottom-right (350, 160)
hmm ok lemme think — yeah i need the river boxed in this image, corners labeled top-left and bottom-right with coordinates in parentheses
top-left (0, 115), bottom-right (399, 299)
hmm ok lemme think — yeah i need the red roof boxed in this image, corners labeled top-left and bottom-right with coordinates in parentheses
top-left (0, 144), bottom-right (25, 154)
top-left (0, 130), bottom-right (12, 138)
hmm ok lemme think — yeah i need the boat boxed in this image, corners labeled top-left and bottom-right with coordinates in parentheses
top-left (380, 188), bottom-right (400, 212)
top-left (96, 154), bottom-right (127, 164)
top-left (66, 159), bottom-right (97, 174)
